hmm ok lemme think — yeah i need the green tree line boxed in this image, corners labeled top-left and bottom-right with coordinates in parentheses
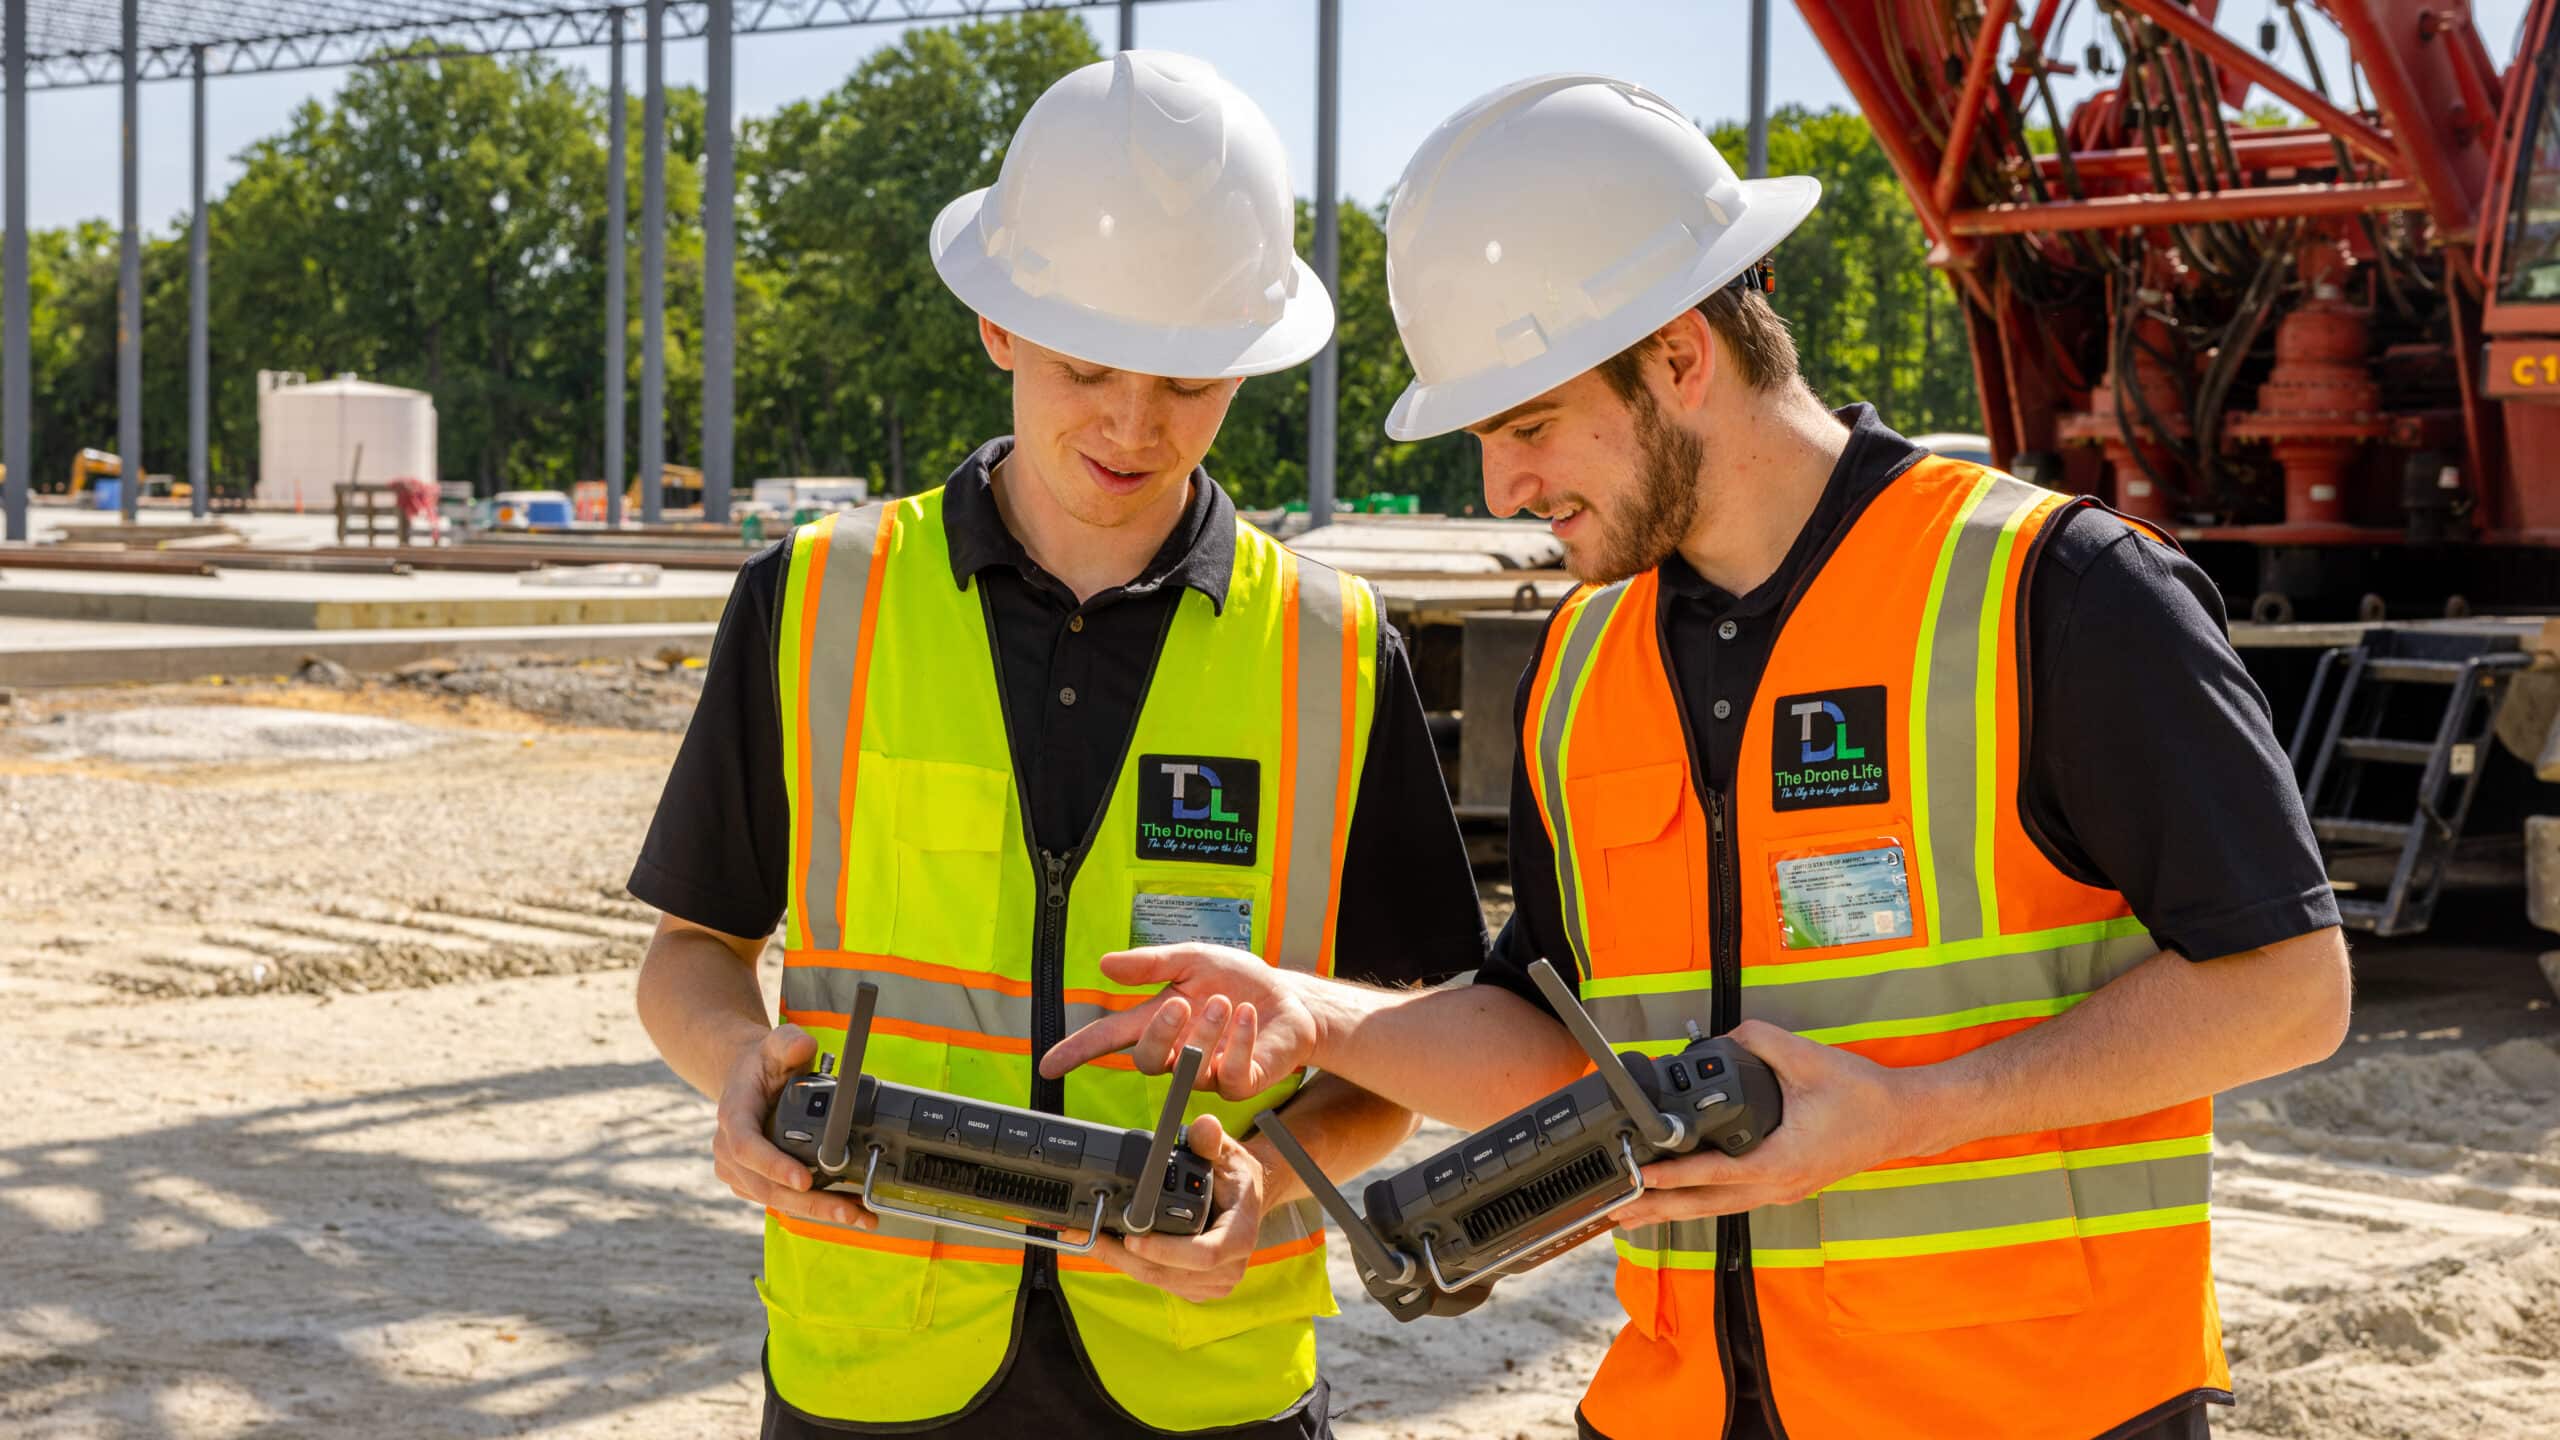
top-left (4, 14), bottom-right (1977, 513)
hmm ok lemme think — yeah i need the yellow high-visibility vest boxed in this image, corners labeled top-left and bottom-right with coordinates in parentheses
top-left (762, 486), bottom-right (1379, 1429)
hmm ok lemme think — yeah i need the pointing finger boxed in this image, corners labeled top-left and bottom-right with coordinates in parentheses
top-left (1039, 1001), bottom-right (1161, 1078)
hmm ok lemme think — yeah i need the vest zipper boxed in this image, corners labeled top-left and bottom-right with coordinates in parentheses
top-left (1028, 848), bottom-right (1072, 1295)
top-left (1655, 590), bottom-right (1787, 1440)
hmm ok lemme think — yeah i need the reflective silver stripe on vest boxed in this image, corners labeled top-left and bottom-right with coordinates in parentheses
top-left (796, 506), bottom-right (888, 953)
top-left (1276, 561), bottom-right (1351, 973)
top-left (1535, 581), bottom-right (1634, 983)
top-left (1917, 475), bottom-right (2038, 946)
top-left (1581, 993), bottom-right (1710, 1047)
top-left (1738, 929), bottom-right (2158, 1036)
top-left (782, 963), bottom-right (1126, 1049)
top-left (800, 1188), bottom-right (1327, 1260)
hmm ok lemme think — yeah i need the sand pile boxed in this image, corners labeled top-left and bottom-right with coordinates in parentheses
top-left (2230, 1227), bottom-right (2560, 1438)
top-left (2220, 1036), bottom-right (2560, 1217)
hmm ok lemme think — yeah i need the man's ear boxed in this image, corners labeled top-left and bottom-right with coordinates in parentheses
top-left (980, 315), bottom-right (1017, 371)
top-left (1656, 308), bottom-right (1717, 413)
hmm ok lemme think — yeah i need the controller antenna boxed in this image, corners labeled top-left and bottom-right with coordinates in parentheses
top-left (1527, 959), bottom-right (1682, 1151)
top-left (1121, 1045), bottom-right (1205, 1234)
top-left (814, 981), bottom-right (878, 1176)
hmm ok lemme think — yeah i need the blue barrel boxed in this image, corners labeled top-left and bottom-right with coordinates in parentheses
top-left (91, 479), bottom-right (120, 510)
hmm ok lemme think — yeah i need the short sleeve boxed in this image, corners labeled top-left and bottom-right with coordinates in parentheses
top-left (2020, 510), bottom-right (2341, 959)
top-left (627, 540), bottom-right (795, 940)
top-left (1329, 619), bottom-right (1492, 986)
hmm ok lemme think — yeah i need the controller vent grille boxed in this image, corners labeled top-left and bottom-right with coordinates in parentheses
top-left (907, 1153), bottom-right (1073, 1214)
top-left (1461, 1145), bottom-right (1618, 1246)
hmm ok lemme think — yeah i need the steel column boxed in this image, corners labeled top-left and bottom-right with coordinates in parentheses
top-left (188, 46), bottom-right (208, 518)
top-left (1747, 0), bottom-right (1770, 178)
top-left (605, 8), bottom-right (627, 530)
top-left (1118, 0), bottom-right (1134, 50)
top-left (1306, 0), bottom-right (1339, 530)
top-left (4, 0), bottom-right (27, 541)
top-left (640, 0), bottom-right (665, 523)
top-left (702, 0), bottom-right (733, 525)
top-left (118, 0), bottom-right (140, 522)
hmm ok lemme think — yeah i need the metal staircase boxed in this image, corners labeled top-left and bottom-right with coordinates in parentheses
top-left (2286, 629), bottom-right (2527, 936)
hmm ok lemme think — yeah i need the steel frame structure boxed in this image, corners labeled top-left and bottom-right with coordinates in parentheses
top-left (0, 0), bottom-right (1249, 539)
top-left (1, 2), bottom-right (1778, 541)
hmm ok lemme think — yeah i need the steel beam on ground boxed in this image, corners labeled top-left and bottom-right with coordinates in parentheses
top-left (4, 0), bottom-right (27, 541)
top-left (1306, 0), bottom-right (1339, 531)
top-left (117, 0), bottom-right (140, 523)
top-left (702, 0), bottom-right (733, 525)
top-left (605, 8), bottom-right (627, 530)
top-left (188, 45), bottom-right (207, 519)
top-left (641, 0), bottom-right (666, 524)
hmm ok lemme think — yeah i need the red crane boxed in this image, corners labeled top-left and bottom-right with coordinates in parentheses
top-left (1802, 0), bottom-right (2560, 620)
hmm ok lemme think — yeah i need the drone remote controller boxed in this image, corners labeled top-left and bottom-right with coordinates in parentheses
top-left (770, 981), bottom-right (1216, 1250)
top-left (1258, 958), bottom-right (1782, 1321)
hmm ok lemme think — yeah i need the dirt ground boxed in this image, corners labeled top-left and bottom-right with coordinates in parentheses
top-left (3, 666), bottom-right (2556, 1439)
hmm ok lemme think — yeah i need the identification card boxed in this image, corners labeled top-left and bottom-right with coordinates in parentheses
top-left (1131, 892), bottom-right (1255, 949)
top-left (1774, 844), bottom-right (1915, 950)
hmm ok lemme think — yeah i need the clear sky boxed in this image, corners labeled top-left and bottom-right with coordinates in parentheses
top-left (6, 0), bottom-right (2541, 236)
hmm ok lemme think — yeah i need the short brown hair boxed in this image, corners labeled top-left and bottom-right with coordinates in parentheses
top-left (1595, 288), bottom-right (1800, 405)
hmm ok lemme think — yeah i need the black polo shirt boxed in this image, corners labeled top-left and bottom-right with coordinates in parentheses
top-left (632, 437), bottom-right (1488, 1439)
top-left (1490, 405), bottom-right (2329, 1440)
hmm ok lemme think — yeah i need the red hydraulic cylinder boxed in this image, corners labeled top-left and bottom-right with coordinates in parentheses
top-left (2227, 285), bottom-right (2387, 525)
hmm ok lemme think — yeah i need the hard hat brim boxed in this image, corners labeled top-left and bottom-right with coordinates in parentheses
top-left (1382, 173), bottom-right (1822, 441)
top-left (932, 187), bottom-right (1338, 381)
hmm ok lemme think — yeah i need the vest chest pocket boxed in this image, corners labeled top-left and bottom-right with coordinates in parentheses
top-left (1571, 761), bottom-right (1698, 974)
top-left (862, 755), bottom-right (1010, 968)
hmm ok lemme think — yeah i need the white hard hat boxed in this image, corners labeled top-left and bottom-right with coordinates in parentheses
top-left (1381, 74), bottom-right (1821, 441)
top-left (932, 51), bottom-right (1334, 380)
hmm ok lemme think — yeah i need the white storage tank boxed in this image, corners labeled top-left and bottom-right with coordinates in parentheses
top-left (257, 372), bottom-right (438, 509)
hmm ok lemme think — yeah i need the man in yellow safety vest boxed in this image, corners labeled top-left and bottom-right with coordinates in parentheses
top-left (630, 51), bottom-right (1487, 1440)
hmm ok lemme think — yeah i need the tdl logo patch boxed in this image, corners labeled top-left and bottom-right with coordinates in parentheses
top-left (1137, 754), bottom-right (1260, 865)
top-left (1770, 686), bottom-right (1889, 811)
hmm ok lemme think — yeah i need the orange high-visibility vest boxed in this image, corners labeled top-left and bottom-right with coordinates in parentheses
top-left (1522, 458), bottom-right (2229, 1439)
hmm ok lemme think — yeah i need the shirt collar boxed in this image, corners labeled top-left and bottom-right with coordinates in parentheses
top-left (1658, 402), bottom-right (1922, 615)
top-left (938, 436), bottom-right (1238, 613)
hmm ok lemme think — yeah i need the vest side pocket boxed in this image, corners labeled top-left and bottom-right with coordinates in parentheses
top-left (1156, 1242), bottom-right (1336, 1352)
top-left (756, 1242), bottom-right (937, 1336)
top-left (1573, 761), bottom-right (1693, 973)
top-left (1812, 1153), bottom-right (2093, 1335)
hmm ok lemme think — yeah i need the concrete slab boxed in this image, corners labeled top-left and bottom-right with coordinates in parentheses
top-left (0, 563), bottom-right (734, 630)
top-left (0, 617), bottom-right (715, 688)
